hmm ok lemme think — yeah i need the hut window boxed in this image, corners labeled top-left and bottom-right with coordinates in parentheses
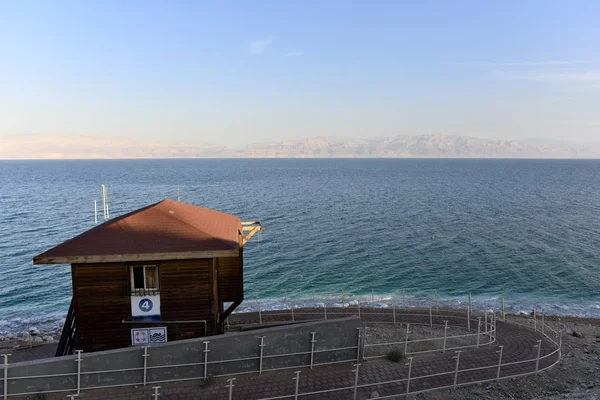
top-left (131, 265), bottom-right (159, 293)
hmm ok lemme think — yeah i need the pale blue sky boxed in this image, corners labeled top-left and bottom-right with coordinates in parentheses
top-left (1, 1), bottom-right (599, 146)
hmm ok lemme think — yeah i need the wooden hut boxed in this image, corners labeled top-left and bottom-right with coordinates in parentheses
top-left (33, 199), bottom-right (262, 355)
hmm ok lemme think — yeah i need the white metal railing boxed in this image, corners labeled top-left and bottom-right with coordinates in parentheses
top-left (0, 292), bottom-right (562, 399)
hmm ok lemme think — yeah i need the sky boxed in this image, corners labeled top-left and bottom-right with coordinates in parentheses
top-left (1, 1), bottom-right (599, 147)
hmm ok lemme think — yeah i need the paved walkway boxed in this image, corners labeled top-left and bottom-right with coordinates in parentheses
top-left (12, 309), bottom-right (560, 400)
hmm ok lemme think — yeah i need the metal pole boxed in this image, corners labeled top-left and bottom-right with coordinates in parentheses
top-left (467, 294), bottom-right (471, 332)
top-left (357, 302), bottom-right (361, 319)
top-left (534, 340), bottom-right (542, 373)
top-left (496, 345), bottom-right (504, 379)
top-left (404, 324), bottom-right (411, 355)
top-left (405, 357), bottom-right (413, 396)
top-left (484, 311), bottom-right (488, 335)
top-left (403, 289), bottom-right (406, 310)
top-left (257, 299), bottom-right (262, 325)
top-left (203, 341), bottom-right (210, 379)
top-left (226, 378), bottom-right (235, 400)
top-left (142, 346), bottom-right (149, 386)
top-left (393, 303), bottom-right (396, 325)
top-left (291, 305), bottom-right (295, 322)
top-left (435, 289), bottom-right (438, 311)
top-left (341, 288), bottom-right (344, 304)
top-left (75, 350), bottom-right (83, 394)
top-left (324, 304), bottom-right (327, 320)
top-left (356, 328), bottom-right (361, 363)
top-left (453, 351), bottom-right (462, 388)
top-left (258, 336), bottom-right (266, 375)
top-left (443, 320), bottom-right (448, 353)
top-left (501, 296), bottom-right (505, 321)
top-left (2, 354), bottom-right (10, 400)
top-left (429, 304), bottom-right (433, 328)
top-left (152, 386), bottom-right (161, 400)
top-left (489, 313), bottom-right (494, 346)
top-left (468, 293), bottom-right (472, 315)
top-left (476, 317), bottom-right (481, 348)
top-left (94, 200), bottom-right (97, 224)
top-left (352, 363), bottom-right (361, 400)
top-left (293, 371), bottom-right (301, 400)
top-left (310, 332), bottom-right (316, 368)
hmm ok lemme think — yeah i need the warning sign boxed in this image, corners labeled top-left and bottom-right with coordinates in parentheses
top-left (131, 327), bottom-right (167, 345)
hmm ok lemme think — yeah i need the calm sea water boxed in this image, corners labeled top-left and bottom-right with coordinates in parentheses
top-left (1, 159), bottom-right (599, 335)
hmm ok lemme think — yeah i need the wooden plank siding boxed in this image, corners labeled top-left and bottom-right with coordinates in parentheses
top-left (72, 258), bottom-right (219, 352)
top-left (217, 256), bottom-right (243, 302)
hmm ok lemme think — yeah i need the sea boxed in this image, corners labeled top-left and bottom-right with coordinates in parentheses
top-left (0, 159), bottom-right (599, 336)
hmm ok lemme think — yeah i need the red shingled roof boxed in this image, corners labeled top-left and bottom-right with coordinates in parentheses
top-left (34, 199), bottom-right (242, 265)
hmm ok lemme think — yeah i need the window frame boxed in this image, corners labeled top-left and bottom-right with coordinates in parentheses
top-left (130, 264), bottom-right (160, 295)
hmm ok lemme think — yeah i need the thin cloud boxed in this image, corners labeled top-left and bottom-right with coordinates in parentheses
top-left (249, 37), bottom-right (273, 55)
top-left (494, 70), bottom-right (600, 82)
top-left (286, 51), bottom-right (305, 57)
top-left (482, 60), bottom-right (600, 67)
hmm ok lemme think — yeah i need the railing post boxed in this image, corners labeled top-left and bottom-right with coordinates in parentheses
top-left (405, 357), bottom-right (413, 396)
top-left (258, 336), bottom-right (266, 375)
top-left (501, 296), bottom-right (505, 321)
top-left (2, 354), bottom-right (10, 400)
top-left (429, 304), bottom-right (433, 328)
top-left (356, 328), bottom-right (361, 363)
top-left (203, 341), bottom-right (210, 379)
top-left (434, 289), bottom-right (438, 311)
top-left (442, 320), bottom-right (449, 353)
top-left (476, 317), bottom-right (481, 348)
top-left (468, 293), bottom-right (472, 315)
top-left (393, 303), bottom-right (396, 325)
top-left (467, 294), bottom-right (471, 332)
top-left (352, 363), bottom-right (360, 400)
top-left (293, 371), bottom-right (301, 400)
top-left (489, 313), bottom-right (494, 346)
top-left (291, 304), bottom-right (295, 322)
top-left (152, 386), bottom-right (161, 400)
top-left (484, 311), bottom-right (488, 335)
top-left (66, 395), bottom-right (78, 399)
top-left (324, 304), bottom-right (327, 320)
top-left (496, 345), bottom-right (504, 379)
top-left (75, 350), bottom-right (83, 395)
top-left (404, 324), bottom-right (411, 355)
top-left (310, 332), bottom-right (317, 369)
top-left (226, 378), bottom-right (235, 400)
top-left (142, 346), bottom-right (149, 386)
top-left (357, 302), bottom-right (361, 319)
top-left (257, 299), bottom-right (262, 325)
top-left (534, 340), bottom-right (542, 373)
top-left (402, 289), bottom-right (406, 310)
top-left (453, 351), bottom-right (462, 389)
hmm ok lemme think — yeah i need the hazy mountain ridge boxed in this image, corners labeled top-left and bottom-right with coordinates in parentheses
top-left (1, 134), bottom-right (599, 159)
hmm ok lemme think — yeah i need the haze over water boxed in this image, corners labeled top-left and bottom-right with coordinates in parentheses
top-left (1, 159), bottom-right (599, 335)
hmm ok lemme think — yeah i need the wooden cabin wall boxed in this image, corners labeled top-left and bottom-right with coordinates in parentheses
top-left (217, 256), bottom-right (243, 302)
top-left (71, 263), bottom-right (131, 352)
top-left (72, 259), bottom-right (216, 352)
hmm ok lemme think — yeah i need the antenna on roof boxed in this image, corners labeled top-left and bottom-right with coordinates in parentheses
top-left (101, 185), bottom-right (110, 220)
top-left (94, 200), bottom-right (98, 224)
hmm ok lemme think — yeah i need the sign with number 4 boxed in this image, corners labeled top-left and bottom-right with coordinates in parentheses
top-left (131, 295), bottom-right (161, 320)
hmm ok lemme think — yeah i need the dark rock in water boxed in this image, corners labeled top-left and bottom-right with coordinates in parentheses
top-left (596, 336), bottom-right (600, 343)
top-left (572, 331), bottom-right (584, 338)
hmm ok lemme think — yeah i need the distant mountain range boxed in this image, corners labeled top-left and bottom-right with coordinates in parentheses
top-left (2, 134), bottom-right (600, 159)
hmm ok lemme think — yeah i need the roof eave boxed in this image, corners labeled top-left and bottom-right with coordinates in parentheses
top-left (34, 249), bottom-right (239, 265)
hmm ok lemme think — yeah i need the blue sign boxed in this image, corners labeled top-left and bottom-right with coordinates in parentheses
top-left (138, 298), bottom-right (154, 313)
